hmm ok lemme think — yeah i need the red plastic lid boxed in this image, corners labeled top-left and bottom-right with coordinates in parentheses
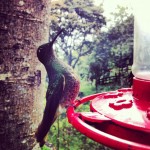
top-left (133, 77), bottom-right (150, 104)
top-left (67, 93), bottom-right (150, 150)
top-left (90, 88), bottom-right (150, 133)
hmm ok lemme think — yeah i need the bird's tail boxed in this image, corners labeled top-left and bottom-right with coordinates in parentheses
top-left (35, 75), bottom-right (65, 147)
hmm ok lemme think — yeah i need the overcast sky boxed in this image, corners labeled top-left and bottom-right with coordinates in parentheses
top-left (94, 0), bottom-right (132, 17)
top-left (93, 0), bottom-right (132, 31)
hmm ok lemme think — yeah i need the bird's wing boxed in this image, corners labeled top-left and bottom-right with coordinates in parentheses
top-left (35, 74), bottom-right (65, 145)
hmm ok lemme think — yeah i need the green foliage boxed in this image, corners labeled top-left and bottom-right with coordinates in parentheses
top-left (41, 146), bottom-right (51, 150)
top-left (80, 79), bottom-right (96, 96)
top-left (89, 8), bottom-right (133, 89)
top-left (50, 0), bottom-right (106, 68)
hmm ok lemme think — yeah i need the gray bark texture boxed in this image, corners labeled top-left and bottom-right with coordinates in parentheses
top-left (0, 0), bottom-right (50, 149)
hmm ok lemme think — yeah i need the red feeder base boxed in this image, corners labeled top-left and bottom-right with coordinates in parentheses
top-left (67, 78), bottom-right (150, 150)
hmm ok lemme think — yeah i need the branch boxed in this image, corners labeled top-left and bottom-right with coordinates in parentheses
top-left (72, 54), bottom-right (80, 69)
top-left (80, 48), bottom-right (93, 56)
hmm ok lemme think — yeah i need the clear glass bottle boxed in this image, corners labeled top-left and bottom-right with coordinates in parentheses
top-left (132, 1), bottom-right (150, 80)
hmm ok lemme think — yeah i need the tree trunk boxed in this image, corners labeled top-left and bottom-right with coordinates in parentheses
top-left (0, 0), bottom-right (50, 149)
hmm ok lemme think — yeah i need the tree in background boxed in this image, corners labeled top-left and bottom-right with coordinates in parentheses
top-left (49, 0), bottom-right (106, 68)
top-left (89, 32), bottom-right (112, 90)
top-left (108, 14), bottom-right (134, 67)
top-left (89, 6), bottom-right (134, 89)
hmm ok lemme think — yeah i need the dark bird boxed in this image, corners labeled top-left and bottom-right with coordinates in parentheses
top-left (35, 29), bottom-right (80, 147)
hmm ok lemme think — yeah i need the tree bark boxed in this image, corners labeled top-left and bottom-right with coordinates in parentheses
top-left (0, 0), bottom-right (50, 149)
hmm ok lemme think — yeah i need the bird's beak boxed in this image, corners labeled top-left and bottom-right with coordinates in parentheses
top-left (50, 29), bottom-right (64, 45)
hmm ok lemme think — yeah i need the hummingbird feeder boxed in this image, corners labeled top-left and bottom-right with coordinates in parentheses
top-left (67, 1), bottom-right (150, 150)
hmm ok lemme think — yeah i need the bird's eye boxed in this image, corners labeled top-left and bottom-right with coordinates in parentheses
top-left (38, 48), bottom-right (41, 53)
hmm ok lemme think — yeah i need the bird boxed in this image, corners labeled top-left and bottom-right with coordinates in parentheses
top-left (35, 29), bottom-right (80, 147)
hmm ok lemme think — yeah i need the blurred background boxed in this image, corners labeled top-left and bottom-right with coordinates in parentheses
top-left (43, 0), bottom-right (134, 149)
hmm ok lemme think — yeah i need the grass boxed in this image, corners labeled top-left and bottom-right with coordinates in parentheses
top-left (79, 79), bottom-right (123, 97)
top-left (80, 79), bottom-right (96, 96)
top-left (41, 146), bottom-right (51, 150)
